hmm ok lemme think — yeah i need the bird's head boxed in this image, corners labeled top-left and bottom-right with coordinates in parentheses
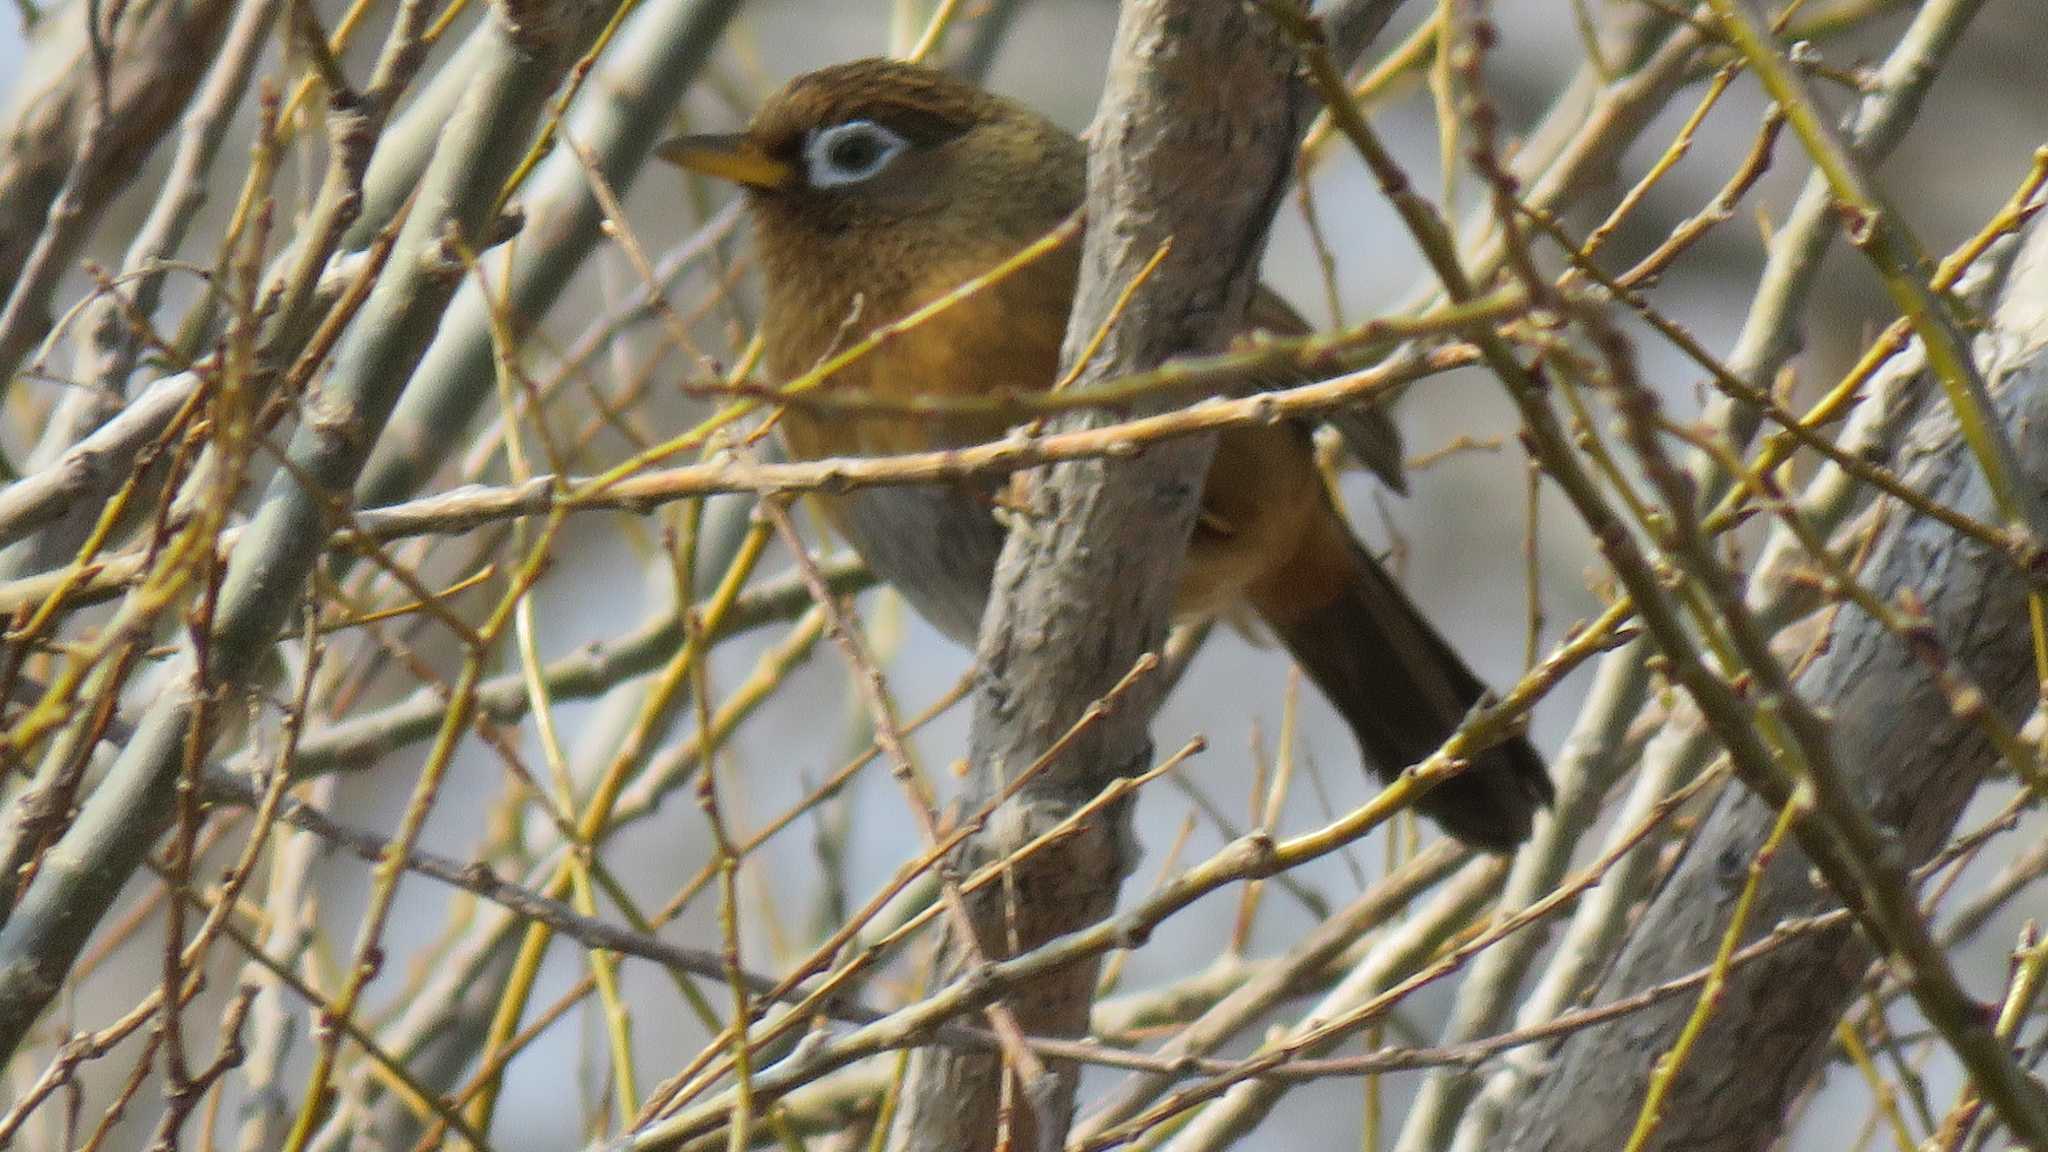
top-left (659, 58), bottom-right (1083, 252)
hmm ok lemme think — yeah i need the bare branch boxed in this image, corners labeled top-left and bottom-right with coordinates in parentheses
top-left (0, 0), bottom-right (240, 385)
top-left (0, 0), bottom-right (620, 1061)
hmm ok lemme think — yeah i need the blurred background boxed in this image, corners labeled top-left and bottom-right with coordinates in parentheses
top-left (3, 1), bottom-right (2046, 1148)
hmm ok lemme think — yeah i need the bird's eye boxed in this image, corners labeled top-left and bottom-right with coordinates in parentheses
top-left (805, 120), bottom-right (909, 189)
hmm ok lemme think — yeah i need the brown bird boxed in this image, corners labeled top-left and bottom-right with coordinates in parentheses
top-left (660, 59), bottom-right (1551, 850)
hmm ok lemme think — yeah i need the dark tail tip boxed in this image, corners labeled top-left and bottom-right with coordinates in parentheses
top-left (1412, 731), bottom-right (1553, 852)
top-left (1261, 540), bottom-right (1553, 852)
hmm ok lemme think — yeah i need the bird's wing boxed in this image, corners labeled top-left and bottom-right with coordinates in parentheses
top-left (1246, 285), bottom-right (1408, 495)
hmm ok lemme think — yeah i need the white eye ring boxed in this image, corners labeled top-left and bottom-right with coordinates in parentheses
top-left (804, 120), bottom-right (910, 189)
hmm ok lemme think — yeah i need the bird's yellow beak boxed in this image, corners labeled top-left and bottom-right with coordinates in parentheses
top-left (655, 132), bottom-right (794, 190)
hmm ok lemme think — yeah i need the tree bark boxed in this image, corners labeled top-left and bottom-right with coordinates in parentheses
top-left (882, 3), bottom-right (1306, 1150)
top-left (1497, 218), bottom-right (2048, 1151)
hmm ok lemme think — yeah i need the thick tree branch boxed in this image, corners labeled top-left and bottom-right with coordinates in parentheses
top-left (0, 0), bottom-right (286, 580)
top-left (1499, 217), bottom-right (2048, 1152)
top-left (353, 0), bottom-right (745, 510)
top-left (1402, 1), bottom-right (1998, 1145)
top-left (882, 3), bottom-right (1307, 1150)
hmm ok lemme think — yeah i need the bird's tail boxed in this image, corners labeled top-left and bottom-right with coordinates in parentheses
top-left (1249, 508), bottom-right (1552, 852)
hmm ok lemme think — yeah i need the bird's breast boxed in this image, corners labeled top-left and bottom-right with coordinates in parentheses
top-left (764, 252), bottom-right (1075, 642)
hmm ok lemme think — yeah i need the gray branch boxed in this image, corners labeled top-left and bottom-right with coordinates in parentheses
top-left (353, 0), bottom-right (747, 510)
top-left (1498, 217), bottom-right (2048, 1152)
top-left (0, 0), bottom-right (238, 386)
top-left (0, 0), bottom-right (286, 579)
top-left (0, 0), bottom-right (618, 1060)
top-left (882, 4), bottom-right (1307, 1150)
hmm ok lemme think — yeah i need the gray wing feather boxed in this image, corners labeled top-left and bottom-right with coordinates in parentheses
top-left (1247, 285), bottom-right (1408, 494)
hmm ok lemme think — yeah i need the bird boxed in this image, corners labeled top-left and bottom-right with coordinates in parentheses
top-left (658, 58), bottom-right (1552, 851)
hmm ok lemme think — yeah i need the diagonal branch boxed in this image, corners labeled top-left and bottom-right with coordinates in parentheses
top-left (0, 0), bottom-right (620, 1061)
top-left (1499, 215), bottom-right (2048, 1152)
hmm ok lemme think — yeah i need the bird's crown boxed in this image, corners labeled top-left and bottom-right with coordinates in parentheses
top-left (745, 58), bottom-right (998, 163)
